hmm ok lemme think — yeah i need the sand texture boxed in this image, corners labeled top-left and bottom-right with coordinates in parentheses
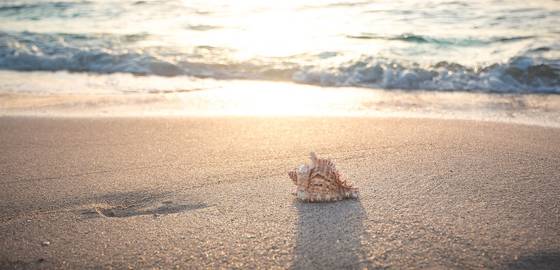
top-left (1, 117), bottom-right (559, 269)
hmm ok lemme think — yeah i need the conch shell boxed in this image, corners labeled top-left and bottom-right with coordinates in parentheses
top-left (288, 152), bottom-right (358, 202)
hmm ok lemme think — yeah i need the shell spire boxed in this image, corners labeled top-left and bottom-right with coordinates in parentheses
top-left (309, 152), bottom-right (318, 167)
top-left (287, 152), bottom-right (358, 202)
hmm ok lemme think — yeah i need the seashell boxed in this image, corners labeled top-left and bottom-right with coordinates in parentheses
top-left (288, 152), bottom-right (358, 202)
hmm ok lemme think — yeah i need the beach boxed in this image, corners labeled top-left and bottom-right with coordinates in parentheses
top-left (2, 0), bottom-right (560, 268)
top-left (1, 116), bottom-right (559, 269)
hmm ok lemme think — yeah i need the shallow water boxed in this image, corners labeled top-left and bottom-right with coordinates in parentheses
top-left (2, 71), bottom-right (559, 128)
top-left (1, 0), bottom-right (559, 93)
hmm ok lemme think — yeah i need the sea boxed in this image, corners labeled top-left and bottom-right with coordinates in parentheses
top-left (1, 0), bottom-right (559, 124)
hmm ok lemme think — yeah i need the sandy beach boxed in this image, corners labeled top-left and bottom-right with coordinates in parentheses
top-left (0, 116), bottom-right (559, 269)
top-left (2, 0), bottom-right (560, 268)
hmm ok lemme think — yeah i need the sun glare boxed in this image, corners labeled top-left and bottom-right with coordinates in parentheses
top-left (175, 81), bottom-right (372, 116)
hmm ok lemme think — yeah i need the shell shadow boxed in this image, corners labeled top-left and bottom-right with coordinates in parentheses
top-left (502, 251), bottom-right (560, 270)
top-left (291, 199), bottom-right (374, 269)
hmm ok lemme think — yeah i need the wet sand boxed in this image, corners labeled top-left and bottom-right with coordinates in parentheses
top-left (0, 117), bottom-right (559, 269)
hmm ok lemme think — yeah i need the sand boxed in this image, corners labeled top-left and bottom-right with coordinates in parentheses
top-left (0, 116), bottom-right (559, 269)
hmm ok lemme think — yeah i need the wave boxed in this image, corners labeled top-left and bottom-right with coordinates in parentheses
top-left (293, 57), bottom-right (560, 93)
top-left (346, 33), bottom-right (535, 46)
top-left (0, 31), bottom-right (558, 93)
top-left (0, 1), bottom-right (82, 11)
top-left (0, 1), bottom-right (91, 19)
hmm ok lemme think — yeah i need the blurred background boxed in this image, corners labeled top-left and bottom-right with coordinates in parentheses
top-left (0, 0), bottom-right (559, 123)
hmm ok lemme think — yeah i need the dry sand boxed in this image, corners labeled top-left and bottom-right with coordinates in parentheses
top-left (0, 117), bottom-right (559, 269)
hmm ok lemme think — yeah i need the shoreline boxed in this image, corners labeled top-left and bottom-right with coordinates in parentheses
top-left (2, 114), bottom-right (560, 130)
top-left (1, 116), bottom-right (559, 268)
top-left (1, 71), bottom-right (560, 128)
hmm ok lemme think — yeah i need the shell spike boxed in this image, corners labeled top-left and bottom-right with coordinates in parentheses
top-left (309, 152), bottom-right (318, 168)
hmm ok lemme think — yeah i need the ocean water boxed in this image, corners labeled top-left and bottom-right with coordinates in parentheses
top-left (1, 0), bottom-right (559, 93)
top-left (1, 0), bottom-right (560, 124)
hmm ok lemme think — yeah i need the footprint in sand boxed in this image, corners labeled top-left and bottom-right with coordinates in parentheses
top-left (80, 201), bottom-right (208, 219)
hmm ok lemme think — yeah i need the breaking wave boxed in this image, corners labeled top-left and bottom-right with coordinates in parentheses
top-left (1, 31), bottom-right (559, 93)
top-left (293, 57), bottom-right (560, 93)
